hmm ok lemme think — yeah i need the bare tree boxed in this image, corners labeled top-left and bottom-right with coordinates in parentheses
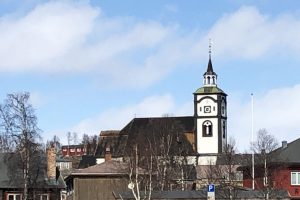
top-left (202, 137), bottom-right (240, 199)
top-left (127, 144), bottom-right (153, 200)
top-left (125, 118), bottom-right (195, 192)
top-left (66, 131), bottom-right (72, 156)
top-left (0, 92), bottom-right (42, 200)
top-left (46, 135), bottom-right (61, 153)
top-left (72, 132), bottom-right (78, 145)
top-left (81, 133), bottom-right (98, 155)
top-left (219, 137), bottom-right (240, 199)
top-left (251, 129), bottom-right (279, 200)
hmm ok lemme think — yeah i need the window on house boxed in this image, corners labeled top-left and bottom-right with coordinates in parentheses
top-left (235, 171), bottom-right (243, 181)
top-left (7, 194), bottom-right (22, 200)
top-left (291, 172), bottom-right (300, 185)
top-left (70, 148), bottom-right (75, 152)
top-left (36, 194), bottom-right (49, 200)
top-left (76, 148), bottom-right (81, 152)
top-left (202, 121), bottom-right (213, 137)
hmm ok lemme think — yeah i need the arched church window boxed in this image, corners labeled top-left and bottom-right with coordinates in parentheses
top-left (212, 76), bottom-right (215, 84)
top-left (207, 76), bottom-right (210, 84)
top-left (202, 120), bottom-right (212, 137)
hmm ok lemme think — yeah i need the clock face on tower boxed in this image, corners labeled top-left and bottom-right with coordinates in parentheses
top-left (204, 106), bottom-right (211, 113)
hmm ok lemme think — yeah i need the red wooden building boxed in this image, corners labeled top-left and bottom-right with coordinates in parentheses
top-left (240, 138), bottom-right (300, 199)
top-left (61, 145), bottom-right (86, 157)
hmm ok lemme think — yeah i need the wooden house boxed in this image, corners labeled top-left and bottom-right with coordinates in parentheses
top-left (239, 138), bottom-right (300, 199)
top-left (65, 158), bottom-right (129, 200)
top-left (0, 148), bottom-right (66, 200)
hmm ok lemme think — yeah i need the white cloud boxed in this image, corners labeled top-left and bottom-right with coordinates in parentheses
top-left (19, 3), bottom-right (300, 148)
top-left (2, 4), bottom-right (300, 88)
top-left (201, 6), bottom-right (300, 59)
top-left (229, 84), bottom-right (300, 151)
top-left (48, 94), bottom-right (174, 140)
top-left (0, 1), bottom-right (99, 70)
top-left (72, 94), bottom-right (174, 133)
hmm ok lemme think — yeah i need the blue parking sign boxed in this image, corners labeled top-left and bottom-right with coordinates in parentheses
top-left (208, 184), bottom-right (215, 192)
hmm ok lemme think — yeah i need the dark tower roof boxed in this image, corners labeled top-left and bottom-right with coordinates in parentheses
top-left (203, 57), bottom-right (217, 76)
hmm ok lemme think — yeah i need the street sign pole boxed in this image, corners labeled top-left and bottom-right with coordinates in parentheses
top-left (207, 184), bottom-right (215, 200)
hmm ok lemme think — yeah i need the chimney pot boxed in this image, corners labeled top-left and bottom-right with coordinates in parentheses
top-left (105, 146), bottom-right (112, 162)
top-left (282, 141), bottom-right (288, 149)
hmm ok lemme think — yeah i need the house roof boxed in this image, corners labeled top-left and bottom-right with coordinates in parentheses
top-left (61, 144), bottom-right (84, 149)
top-left (237, 138), bottom-right (300, 172)
top-left (56, 157), bottom-right (72, 162)
top-left (216, 153), bottom-right (252, 165)
top-left (71, 160), bottom-right (129, 176)
top-left (0, 153), bottom-right (65, 189)
top-left (77, 155), bottom-right (97, 169)
top-left (114, 188), bottom-right (290, 199)
top-left (271, 137), bottom-right (300, 164)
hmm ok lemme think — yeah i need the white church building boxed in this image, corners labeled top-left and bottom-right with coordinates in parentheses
top-left (94, 49), bottom-right (229, 167)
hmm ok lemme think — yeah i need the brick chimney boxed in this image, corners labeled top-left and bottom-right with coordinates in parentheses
top-left (105, 146), bottom-right (112, 162)
top-left (47, 147), bottom-right (56, 180)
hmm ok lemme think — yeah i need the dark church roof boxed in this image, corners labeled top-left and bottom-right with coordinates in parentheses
top-left (121, 116), bottom-right (195, 136)
top-left (203, 58), bottom-right (217, 76)
top-left (94, 130), bottom-right (128, 158)
top-left (123, 116), bottom-right (196, 156)
top-left (94, 116), bottom-right (196, 158)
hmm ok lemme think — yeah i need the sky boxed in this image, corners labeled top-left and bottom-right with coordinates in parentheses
top-left (0, 0), bottom-right (300, 151)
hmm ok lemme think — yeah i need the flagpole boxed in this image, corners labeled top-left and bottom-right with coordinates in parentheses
top-left (251, 93), bottom-right (255, 190)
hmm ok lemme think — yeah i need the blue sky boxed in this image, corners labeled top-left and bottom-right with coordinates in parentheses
top-left (0, 0), bottom-right (300, 151)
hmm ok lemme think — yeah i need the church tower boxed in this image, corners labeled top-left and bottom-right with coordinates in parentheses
top-left (194, 44), bottom-right (227, 162)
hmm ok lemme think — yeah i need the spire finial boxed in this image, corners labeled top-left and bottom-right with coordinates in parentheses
top-left (209, 38), bottom-right (212, 59)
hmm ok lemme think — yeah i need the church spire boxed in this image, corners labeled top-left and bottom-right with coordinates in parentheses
top-left (203, 39), bottom-right (217, 86)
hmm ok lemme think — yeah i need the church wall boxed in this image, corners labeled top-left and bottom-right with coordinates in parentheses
top-left (196, 95), bottom-right (218, 117)
top-left (197, 118), bottom-right (219, 154)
